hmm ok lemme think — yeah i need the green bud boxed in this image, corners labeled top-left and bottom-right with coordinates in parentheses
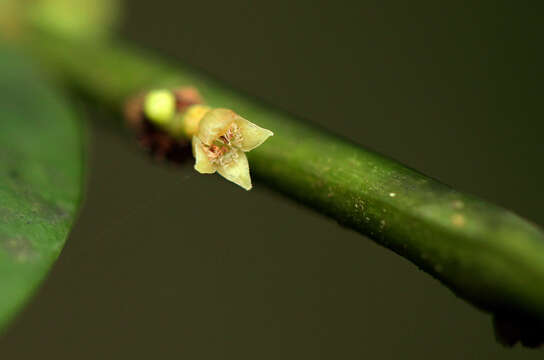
top-left (143, 89), bottom-right (176, 127)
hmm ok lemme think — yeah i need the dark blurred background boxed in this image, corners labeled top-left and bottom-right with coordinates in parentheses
top-left (2, 0), bottom-right (544, 358)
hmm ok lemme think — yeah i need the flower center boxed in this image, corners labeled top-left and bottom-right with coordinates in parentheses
top-left (217, 123), bottom-right (243, 147)
top-left (206, 143), bottom-right (239, 167)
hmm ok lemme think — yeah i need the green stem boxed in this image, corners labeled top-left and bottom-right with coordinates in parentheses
top-left (22, 32), bottom-right (544, 327)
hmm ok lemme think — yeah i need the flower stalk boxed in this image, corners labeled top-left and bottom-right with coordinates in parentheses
top-left (18, 31), bottom-right (544, 347)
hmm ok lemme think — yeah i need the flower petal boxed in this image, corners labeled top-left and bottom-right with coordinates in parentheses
top-left (235, 117), bottom-right (274, 151)
top-left (192, 136), bottom-right (216, 174)
top-left (197, 108), bottom-right (237, 146)
top-left (216, 150), bottom-right (252, 190)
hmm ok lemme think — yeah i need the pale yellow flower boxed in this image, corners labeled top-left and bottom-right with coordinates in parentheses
top-left (141, 89), bottom-right (273, 190)
top-left (192, 108), bottom-right (273, 190)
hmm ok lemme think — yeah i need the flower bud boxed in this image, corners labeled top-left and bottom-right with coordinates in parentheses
top-left (181, 104), bottom-right (211, 137)
top-left (143, 89), bottom-right (176, 126)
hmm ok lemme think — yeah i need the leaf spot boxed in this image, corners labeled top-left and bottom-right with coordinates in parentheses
top-left (1, 236), bottom-right (39, 263)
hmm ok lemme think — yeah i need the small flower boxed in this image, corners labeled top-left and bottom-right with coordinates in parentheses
top-left (192, 108), bottom-right (273, 190)
top-left (134, 88), bottom-right (273, 190)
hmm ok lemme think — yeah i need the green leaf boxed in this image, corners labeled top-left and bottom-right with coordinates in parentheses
top-left (0, 46), bottom-right (85, 331)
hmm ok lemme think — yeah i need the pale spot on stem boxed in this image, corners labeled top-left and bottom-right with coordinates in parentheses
top-left (451, 213), bottom-right (466, 227)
